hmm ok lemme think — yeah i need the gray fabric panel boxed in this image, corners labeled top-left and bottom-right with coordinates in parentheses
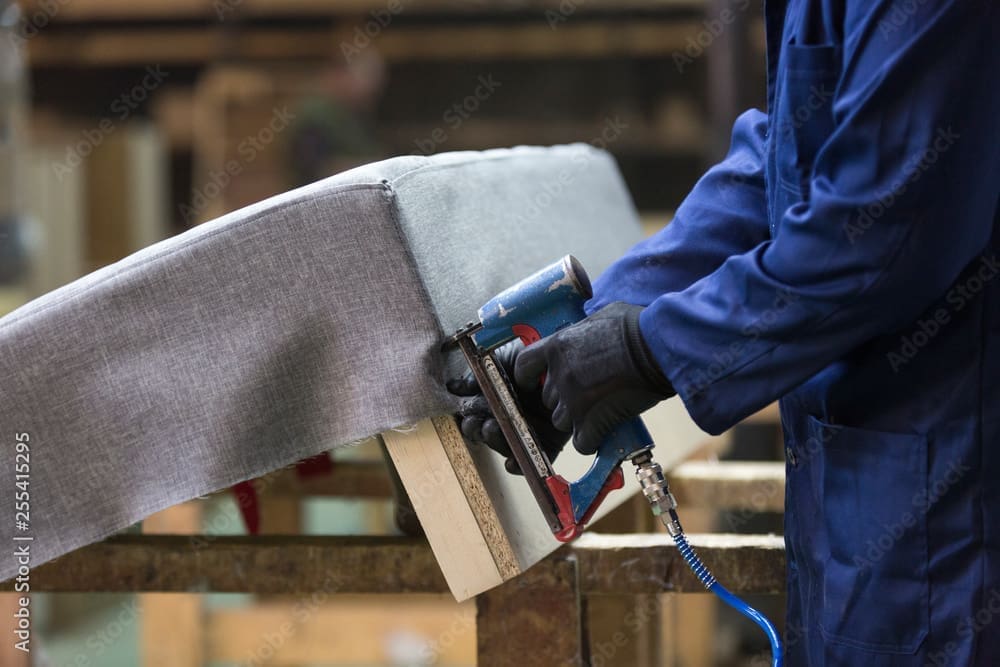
top-left (391, 144), bottom-right (643, 376)
top-left (0, 182), bottom-right (449, 578)
top-left (0, 144), bottom-right (641, 579)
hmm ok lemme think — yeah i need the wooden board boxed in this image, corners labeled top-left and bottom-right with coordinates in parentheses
top-left (383, 397), bottom-right (724, 601)
top-left (1, 533), bottom-right (786, 595)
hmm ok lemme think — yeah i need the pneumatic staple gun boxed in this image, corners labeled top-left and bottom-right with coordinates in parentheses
top-left (447, 256), bottom-right (784, 667)
top-left (446, 255), bottom-right (677, 541)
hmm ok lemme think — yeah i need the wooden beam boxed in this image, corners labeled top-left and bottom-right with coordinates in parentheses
top-left (377, 120), bottom-right (706, 156)
top-left (27, 21), bottom-right (704, 67)
top-left (574, 533), bottom-right (786, 596)
top-left (477, 556), bottom-right (585, 667)
top-left (3, 535), bottom-right (449, 594)
top-left (27, 28), bottom-right (337, 67)
top-left (0, 533), bottom-right (785, 595)
top-left (669, 461), bottom-right (785, 512)
top-left (373, 22), bottom-right (699, 62)
top-left (21, 0), bottom-right (705, 21)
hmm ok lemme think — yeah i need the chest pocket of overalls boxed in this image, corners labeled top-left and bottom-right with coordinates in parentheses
top-left (769, 43), bottom-right (839, 230)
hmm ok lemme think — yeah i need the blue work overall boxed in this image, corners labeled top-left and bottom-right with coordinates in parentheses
top-left (586, 1), bottom-right (1000, 663)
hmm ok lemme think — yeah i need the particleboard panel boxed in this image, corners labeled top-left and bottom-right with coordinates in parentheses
top-left (384, 397), bottom-right (723, 601)
top-left (382, 418), bottom-right (507, 601)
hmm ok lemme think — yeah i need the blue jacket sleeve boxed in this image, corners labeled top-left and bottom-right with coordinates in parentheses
top-left (639, 0), bottom-right (1000, 434)
top-left (585, 108), bottom-right (770, 312)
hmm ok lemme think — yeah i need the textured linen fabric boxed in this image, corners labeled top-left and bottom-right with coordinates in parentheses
top-left (0, 144), bottom-right (642, 579)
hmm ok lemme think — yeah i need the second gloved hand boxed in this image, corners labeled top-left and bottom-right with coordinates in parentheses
top-left (514, 301), bottom-right (676, 455)
top-left (447, 341), bottom-right (570, 475)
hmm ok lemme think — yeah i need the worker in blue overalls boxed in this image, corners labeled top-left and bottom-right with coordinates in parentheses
top-left (451, 1), bottom-right (1000, 663)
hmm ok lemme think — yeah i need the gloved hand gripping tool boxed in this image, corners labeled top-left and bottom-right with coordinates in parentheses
top-left (446, 255), bottom-right (664, 541)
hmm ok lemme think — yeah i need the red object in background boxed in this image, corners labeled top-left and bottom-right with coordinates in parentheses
top-left (232, 452), bottom-right (335, 534)
top-left (232, 480), bottom-right (260, 534)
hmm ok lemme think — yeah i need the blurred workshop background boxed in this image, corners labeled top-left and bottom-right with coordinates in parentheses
top-left (0, 1), bottom-right (785, 665)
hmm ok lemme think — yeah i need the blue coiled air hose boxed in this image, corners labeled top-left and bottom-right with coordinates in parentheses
top-left (633, 453), bottom-right (783, 667)
top-left (672, 522), bottom-right (783, 667)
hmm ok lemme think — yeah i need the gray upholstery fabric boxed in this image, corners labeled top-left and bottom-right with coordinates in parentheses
top-left (0, 144), bottom-right (642, 579)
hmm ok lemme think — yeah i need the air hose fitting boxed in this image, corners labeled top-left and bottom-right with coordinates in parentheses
top-left (631, 452), bottom-right (783, 667)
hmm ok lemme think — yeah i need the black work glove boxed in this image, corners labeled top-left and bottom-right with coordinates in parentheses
top-left (514, 302), bottom-right (675, 456)
top-left (447, 341), bottom-right (571, 475)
